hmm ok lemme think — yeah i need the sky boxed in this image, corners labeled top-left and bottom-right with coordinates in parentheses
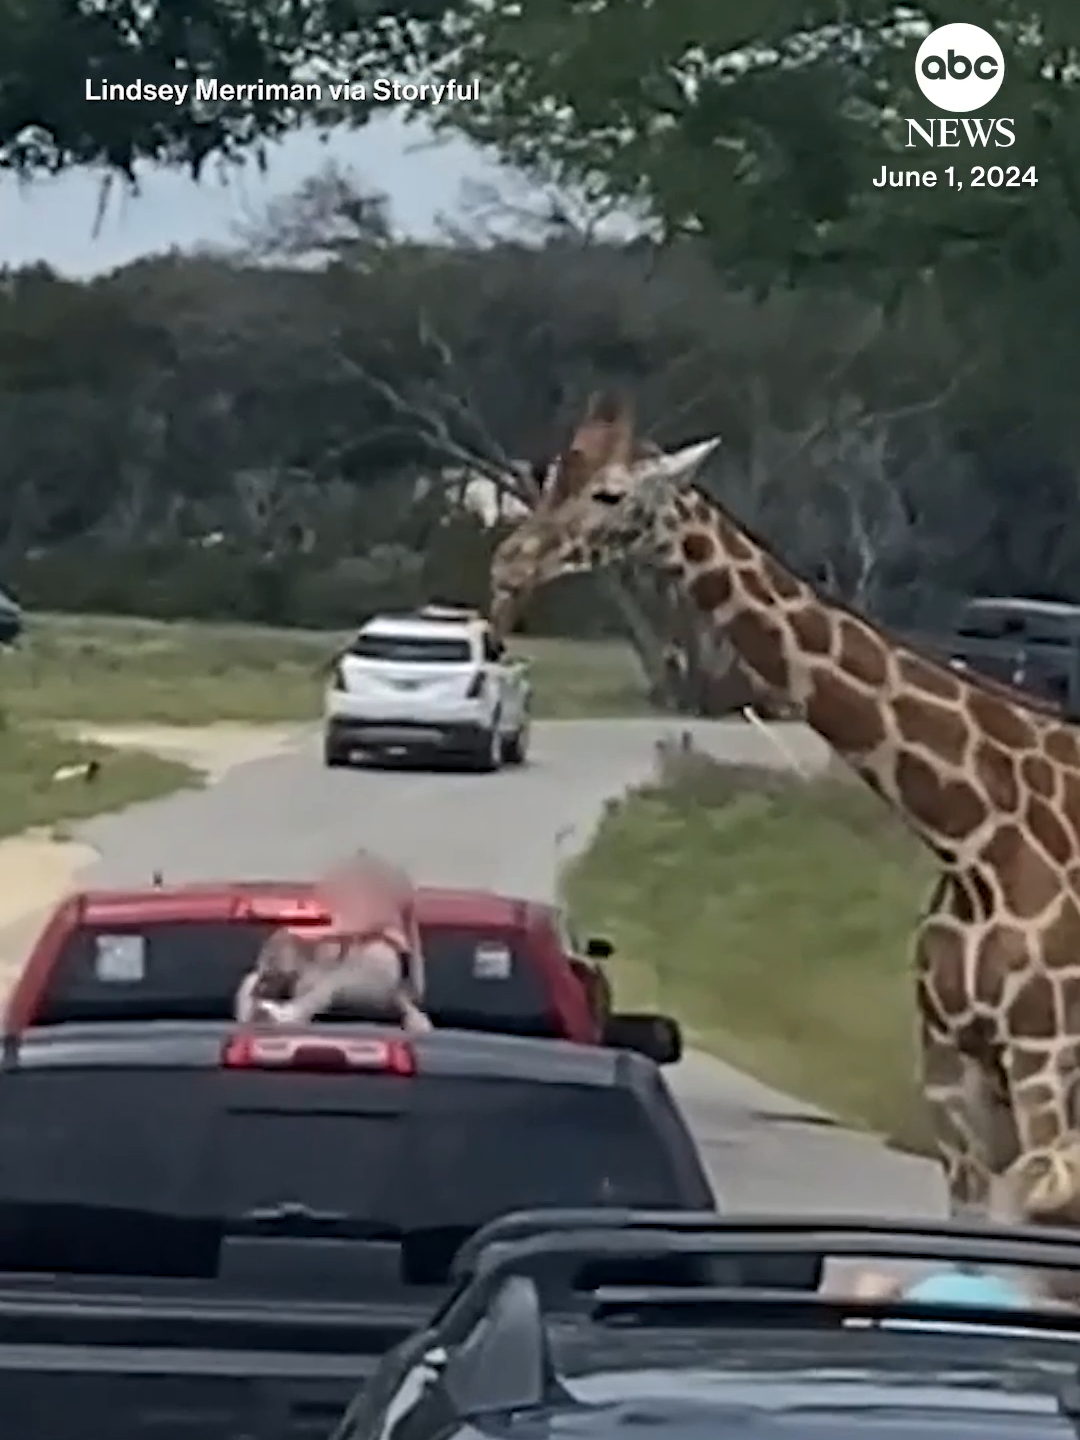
top-left (0, 113), bottom-right (502, 276)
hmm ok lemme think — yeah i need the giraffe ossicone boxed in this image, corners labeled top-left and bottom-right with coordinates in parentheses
top-left (491, 391), bottom-right (1080, 1229)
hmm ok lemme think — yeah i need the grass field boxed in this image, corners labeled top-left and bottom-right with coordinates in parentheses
top-left (564, 751), bottom-right (935, 1152)
top-left (2, 613), bottom-right (651, 725)
top-left (0, 721), bottom-right (196, 840)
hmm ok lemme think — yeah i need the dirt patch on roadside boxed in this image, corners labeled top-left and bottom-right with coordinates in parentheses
top-left (70, 723), bottom-right (306, 781)
top-left (0, 724), bottom-right (307, 983)
top-left (0, 831), bottom-right (98, 977)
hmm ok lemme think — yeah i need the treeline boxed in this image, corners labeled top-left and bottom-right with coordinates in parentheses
top-left (1, 166), bottom-right (1078, 643)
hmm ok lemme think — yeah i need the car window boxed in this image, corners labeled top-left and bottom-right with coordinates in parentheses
top-left (33, 919), bottom-right (561, 1036)
top-left (350, 634), bottom-right (472, 663)
top-left (420, 925), bottom-right (557, 1035)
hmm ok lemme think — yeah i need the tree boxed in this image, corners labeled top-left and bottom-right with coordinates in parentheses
top-left (419, 0), bottom-right (1080, 295)
top-left (0, 0), bottom-right (447, 175)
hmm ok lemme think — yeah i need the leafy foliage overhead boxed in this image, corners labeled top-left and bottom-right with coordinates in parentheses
top-left (0, 0), bottom-right (446, 174)
top-left (421, 0), bottom-right (1080, 292)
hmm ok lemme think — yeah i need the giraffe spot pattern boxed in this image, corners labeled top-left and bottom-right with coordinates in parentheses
top-left (681, 531), bottom-right (715, 564)
top-left (1056, 968), bottom-right (1080, 1033)
top-left (760, 552), bottom-right (803, 600)
top-left (715, 515), bottom-right (754, 560)
top-left (838, 618), bottom-right (889, 686)
top-left (1045, 728), bottom-right (1080, 768)
top-left (1038, 894), bottom-right (1080, 969)
top-left (969, 868), bottom-right (998, 917)
top-left (918, 924), bottom-right (968, 1021)
top-left (1021, 753), bottom-right (1056, 797)
top-left (894, 695), bottom-right (968, 765)
top-left (897, 652), bottom-right (963, 701)
top-left (972, 739), bottom-right (1021, 813)
top-left (806, 669), bottom-right (886, 752)
top-left (727, 609), bottom-right (789, 689)
top-left (688, 568), bottom-right (733, 610)
top-left (966, 690), bottom-right (1037, 750)
top-left (895, 752), bottom-right (987, 839)
top-left (1008, 1045), bottom-right (1049, 1084)
top-left (1009, 971), bottom-right (1058, 1038)
top-left (973, 926), bottom-right (1026, 1007)
top-left (738, 566), bottom-right (774, 606)
top-left (1059, 773), bottom-right (1080, 849)
top-left (1015, 1088), bottom-right (1060, 1148)
top-left (979, 824), bottom-right (1061, 919)
top-left (943, 874), bottom-right (977, 924)
top-left (1025, 795), bottom-right (1073, 866)
top-left (789, 606), bottom-right (831, 654)
top-left (916, 973), bottom-right (951, 1031)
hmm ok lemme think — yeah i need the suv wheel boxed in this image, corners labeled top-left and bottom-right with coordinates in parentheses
top-left (503, 722), bottom-right (529, 765)
top-left (471, 720), bottom-right (502, 772)
top-left (324, 733), bottom-right (350, 768)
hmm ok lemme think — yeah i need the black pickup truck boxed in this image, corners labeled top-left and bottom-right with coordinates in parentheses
top-left (938, 596), bottom-right (1080, 716)
top-left (0, 1020), bottom-right (713, 1440)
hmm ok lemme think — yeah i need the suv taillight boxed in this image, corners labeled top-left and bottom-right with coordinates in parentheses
top-left (466, 670), bottom-right (486, 698)
top-left (222, 1032), bottom-right (416, 1075)
top-left (330, 661), bottom-right (347, 691)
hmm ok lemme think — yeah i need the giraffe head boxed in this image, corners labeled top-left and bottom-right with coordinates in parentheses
top-left (490, 393), bottom-right (720, 635)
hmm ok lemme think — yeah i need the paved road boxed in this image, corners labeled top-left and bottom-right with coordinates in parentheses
top-left (73, 717), bottom-right (945, 1222)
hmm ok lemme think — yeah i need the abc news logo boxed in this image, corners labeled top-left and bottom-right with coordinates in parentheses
top-left (907, 21), bottom-right (1012, 148)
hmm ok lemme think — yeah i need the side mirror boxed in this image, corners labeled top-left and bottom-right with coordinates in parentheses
top-left (584, 936), bottom-right (614, 959)
top-left (603, 1012), bottom-right (682, 1066)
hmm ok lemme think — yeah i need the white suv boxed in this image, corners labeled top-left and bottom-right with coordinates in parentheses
top-left (323, 607), bottom-right (531, 771)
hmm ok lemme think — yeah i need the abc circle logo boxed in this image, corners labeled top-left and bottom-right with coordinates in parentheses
top-left (915, 22), bottom-right (1004, 112)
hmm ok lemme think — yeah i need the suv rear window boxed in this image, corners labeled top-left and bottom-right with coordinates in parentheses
top-left (349, 634), bottom-right (473, 663)
top-left (32, 919), bottom-right (562, 1036)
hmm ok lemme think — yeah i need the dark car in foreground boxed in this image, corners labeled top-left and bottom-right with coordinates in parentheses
top-left (336, 1211), bottom-right (1080, 1440)
top-left (0, 1023), bottom-right (711, 1439)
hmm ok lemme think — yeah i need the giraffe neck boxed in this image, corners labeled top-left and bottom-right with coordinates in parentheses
top-left (651, 490), bottom-right (1038, 856)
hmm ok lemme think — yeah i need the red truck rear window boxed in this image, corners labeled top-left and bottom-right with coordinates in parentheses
top-left (28, 919), bottom-right (564, 1037)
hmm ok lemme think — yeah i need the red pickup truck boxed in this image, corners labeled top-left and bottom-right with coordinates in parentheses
top-left (5, 881), bottom-right (680, 1061)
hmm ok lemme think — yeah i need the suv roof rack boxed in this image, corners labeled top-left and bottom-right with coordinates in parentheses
top-left (383, 1211), bottom-right (1080, 1428)
top-left (416, 603), bottom-right (481, 620)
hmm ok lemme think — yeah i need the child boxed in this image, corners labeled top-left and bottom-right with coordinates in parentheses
top-left (234, 850), bottom-right (432, 1034)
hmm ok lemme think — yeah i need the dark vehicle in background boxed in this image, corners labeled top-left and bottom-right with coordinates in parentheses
top-left (944, 596), bottom-right (1080, 717)
top-left (6, 882), bottom-right (681, 1064)
top-left (0, 1025), bottom-right (712, 1440)
top-left (0, 586), bottom-right (22, 646)
top-left (338, 1211), bottom-right (1080, 1440)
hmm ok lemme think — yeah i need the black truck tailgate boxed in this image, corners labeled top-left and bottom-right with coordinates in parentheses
top-left (0, 1023), bottom-right (712, 1437)
top-left (0, 1285), bottom-right (427, 1440)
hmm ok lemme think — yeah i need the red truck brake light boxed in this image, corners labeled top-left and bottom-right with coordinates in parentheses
top-left (222, 1032), bottom-right (416, 1075)
top-left (232, 898), bottom-right (333, 925)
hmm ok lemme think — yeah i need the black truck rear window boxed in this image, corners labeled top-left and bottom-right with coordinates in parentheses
top-left (34, 920), bottom-right (560, 1036)
top-left (0, 1066), bottom-right (698, 1283)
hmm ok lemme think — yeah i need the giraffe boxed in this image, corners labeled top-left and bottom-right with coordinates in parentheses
top-left (490, 393), bottom-right (1080, 1227)
top-left (530, 426), bottom-right (792, 719)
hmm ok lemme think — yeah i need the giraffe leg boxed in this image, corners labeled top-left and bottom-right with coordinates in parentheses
top-left (1001, 1042), bottom-right (1080, 1226)
top-left (918, 1019), bottom-right (1000, 1218)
